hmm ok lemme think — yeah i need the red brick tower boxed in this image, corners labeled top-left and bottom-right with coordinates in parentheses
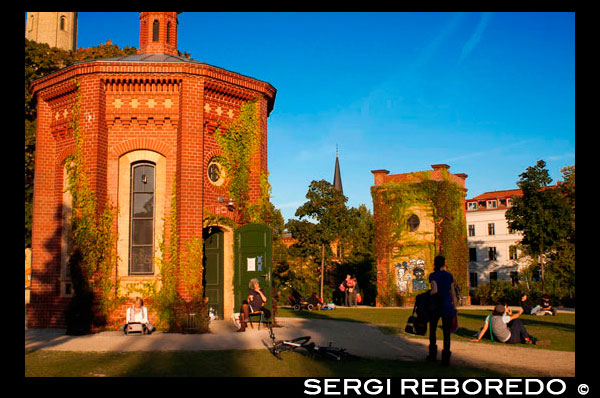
top-left (139, 12), bottom-right (179, 56)
top-left (28, 12), bottom-right (276, 329)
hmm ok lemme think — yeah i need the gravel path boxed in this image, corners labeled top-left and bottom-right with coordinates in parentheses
top-left (25, 316), bottom-right (574, 377)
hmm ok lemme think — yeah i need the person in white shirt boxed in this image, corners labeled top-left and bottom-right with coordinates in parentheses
top-left (471, 304), bottom-right (549, 345)
top-left (122, 297), bottom-right (154, 335)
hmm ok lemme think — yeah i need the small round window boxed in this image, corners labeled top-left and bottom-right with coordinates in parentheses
top-left (207, 159), bottom-right (225, 186)
top-left (407, 214), bottom-right (420, 232)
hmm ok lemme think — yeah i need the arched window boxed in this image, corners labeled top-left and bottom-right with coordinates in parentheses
top-left (152, 20), bottom-right (159, 42)
top-left (60, 15), bottom-right (66, 31)
top-left (28, 15), bottom-right (34, 32)
top-left (129, 162), bottom-right (155, 274)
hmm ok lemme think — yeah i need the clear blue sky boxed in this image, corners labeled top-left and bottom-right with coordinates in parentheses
top-left (62, 12), bottom-right (576, 222)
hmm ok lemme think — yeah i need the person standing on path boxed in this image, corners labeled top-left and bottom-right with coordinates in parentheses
top-left (343, 274), bottom-right (356, 307)
top-left (351, 275), bottom-right (359, 307)
top-left (426, 255), bottom-right (458, 366)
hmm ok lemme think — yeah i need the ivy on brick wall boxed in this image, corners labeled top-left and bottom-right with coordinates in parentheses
top-left (371, 169), bottom-right (468, 306)
top-left (135, 177), bottom-right (209, 333)
top-left (214, 99), bottom-right (276, 226)
top-left (64, 80), bottom-right (124, 333)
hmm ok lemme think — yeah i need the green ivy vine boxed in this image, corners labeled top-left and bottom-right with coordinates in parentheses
top-left (371, 169), bottom-right (469, 306)
top-left (64, 79), bottom-right (124, 333)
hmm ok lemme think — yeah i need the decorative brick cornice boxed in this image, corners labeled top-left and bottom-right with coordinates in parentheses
top-left (110, 137), bottom-right (174, 158)
top-left (30, 61), bottom-right (276, 114)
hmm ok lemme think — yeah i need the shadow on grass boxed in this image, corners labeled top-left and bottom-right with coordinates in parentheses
top-left (25, 349), bottom-right (512, 378)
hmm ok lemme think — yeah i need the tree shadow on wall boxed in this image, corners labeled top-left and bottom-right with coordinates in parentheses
top-left (64, 249), bottom-right (103, 335)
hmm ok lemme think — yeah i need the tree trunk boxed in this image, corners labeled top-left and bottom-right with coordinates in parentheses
top-left (540, 238), bottom-right (545, 295)
top-left (320, 243), bottom-right (325, 300)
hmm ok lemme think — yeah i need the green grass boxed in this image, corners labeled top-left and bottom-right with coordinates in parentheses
top-left (276, 307), bottom-right (575, 352)
top-left (25, 349), bottom-right (513, 377)
top-left (25, 307), bottom-right (573, 377)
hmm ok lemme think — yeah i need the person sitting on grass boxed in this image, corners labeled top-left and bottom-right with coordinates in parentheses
top-left (471, 304), bottom-right (550, 345)
top-left (539, 294), bottom-right (557, 316)
top-left (521, 294), bottom-right (557, 316)
top-left (520, 294), bottom-right (540, 315)
top-left (307, 292), bottom-right (322, 310)
top-left (122, 297), bottom-right (154, 335)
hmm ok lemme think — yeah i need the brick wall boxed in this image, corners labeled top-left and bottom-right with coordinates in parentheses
top-left (29, 58), bottom-right (276, 329)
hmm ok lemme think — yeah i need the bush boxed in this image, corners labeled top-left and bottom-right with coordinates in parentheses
top-left (471, 281), bottom-right (575, 308)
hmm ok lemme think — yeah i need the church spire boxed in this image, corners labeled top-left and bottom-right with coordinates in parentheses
top-left (333, 145), bottom-right (343, 194)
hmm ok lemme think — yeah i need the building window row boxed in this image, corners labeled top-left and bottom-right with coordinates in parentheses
top-left (466, 197), bottom-right (514, 211)
top-left (468, 245), bottom-right (519, 262)
top-left (467, 222), bottom-right (519, 237)
top-left (469, 270), bottom-right (521, 288)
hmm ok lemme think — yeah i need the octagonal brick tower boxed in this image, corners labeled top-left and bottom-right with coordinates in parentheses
top-left (28, 12), bottom-right (276, 329)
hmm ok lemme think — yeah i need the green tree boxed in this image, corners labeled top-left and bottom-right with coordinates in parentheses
top-left (505, 160), bottom-right (573, 294)
top-left (288, 180), bottom-right (349, 299)
top-left (333, 204), bottom-right (377, 305)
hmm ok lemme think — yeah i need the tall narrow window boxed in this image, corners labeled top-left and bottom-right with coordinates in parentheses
top-left (488, 223), bottom-right (495, 235)
top-left (510, 271), bottom-right (519, 286)
top-left (469, 248), bottom-right (477, 262)
top-left (509, 246), bottom-right (519, 260)
top-left (130, 163), bottom-right (155, 274)
top-left (469, 272), bottom-right (478, 289)
top-left (468, 224), bottom-right (475, 237)
top-left (60, 15), bottom-right (66, 31)
top-left (153, 20), bottom-right (160, 42)
top-left (488, 247), bottom-right (497, 261)
top-left (167, 21), bottom-right (171, 44)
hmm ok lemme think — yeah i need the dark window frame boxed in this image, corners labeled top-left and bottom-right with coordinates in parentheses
top-left (469, 247), bottom-right (477, 262)
top-left (488, 247), bottom-right (497, 261)
top-left (129, 162), bottom-right (156, 275)
top-left (468, 224), bottom-right (475, 237)
top-left (152, 20), bottom-right (160, 42)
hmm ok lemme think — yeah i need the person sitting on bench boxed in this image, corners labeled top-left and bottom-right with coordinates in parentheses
top-left (237, 278), bottom-right (271, 332)
top-left (122, 297), bottom-right (154, 335)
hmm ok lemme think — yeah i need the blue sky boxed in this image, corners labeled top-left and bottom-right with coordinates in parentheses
top-left (56, 12), bottom-right (575, 222)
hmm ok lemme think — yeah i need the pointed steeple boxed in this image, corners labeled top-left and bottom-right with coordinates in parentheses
top-left (333, 145), bottom-right (343, 194)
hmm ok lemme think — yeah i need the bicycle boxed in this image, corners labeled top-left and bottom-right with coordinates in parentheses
top-left (268, 326), bottom-right (359, 361)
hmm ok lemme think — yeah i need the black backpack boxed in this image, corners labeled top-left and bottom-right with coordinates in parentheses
top-left (405, 291), bottom-right (430, 335)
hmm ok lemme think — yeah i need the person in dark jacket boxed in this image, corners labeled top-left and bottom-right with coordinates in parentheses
top-left (237, 278), bottom-right (271, 332)
top-left (426, 255), bottom-right (458, 366)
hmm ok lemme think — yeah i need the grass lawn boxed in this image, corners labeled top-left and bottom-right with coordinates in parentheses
top-left (276, 307), bottom-right (575, 352)
top-left (25, 307), bottom-right (573, 377)
top-left (25, 349), bottom-right (512, 378)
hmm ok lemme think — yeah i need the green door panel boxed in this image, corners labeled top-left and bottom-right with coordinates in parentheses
top-left (203, 229), bottom-right (224, 320)
top-left (234, 224), bottom-right (272, 313)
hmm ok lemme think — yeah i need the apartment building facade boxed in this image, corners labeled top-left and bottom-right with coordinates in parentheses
top-left (465, 189), bottom-right (532, 290)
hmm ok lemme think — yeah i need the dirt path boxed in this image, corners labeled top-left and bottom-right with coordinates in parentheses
top-left (25, 317), bottom-right (574, 377)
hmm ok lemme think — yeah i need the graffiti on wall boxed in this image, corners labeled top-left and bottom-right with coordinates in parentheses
top-left (394, 258), bottom-right (428, 294)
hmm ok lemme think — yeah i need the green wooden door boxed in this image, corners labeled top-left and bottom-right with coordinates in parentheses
top-left (203, 229), bottom-right (224, 320)
top-left (234, 224), bottom-right (272, 313)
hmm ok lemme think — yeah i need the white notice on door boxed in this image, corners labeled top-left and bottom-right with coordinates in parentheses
top-left (247, 257), bottom-right (256, 272)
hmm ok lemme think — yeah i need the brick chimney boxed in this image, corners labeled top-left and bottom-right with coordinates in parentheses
top-left (139, 12), bottom-right (179, 56)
